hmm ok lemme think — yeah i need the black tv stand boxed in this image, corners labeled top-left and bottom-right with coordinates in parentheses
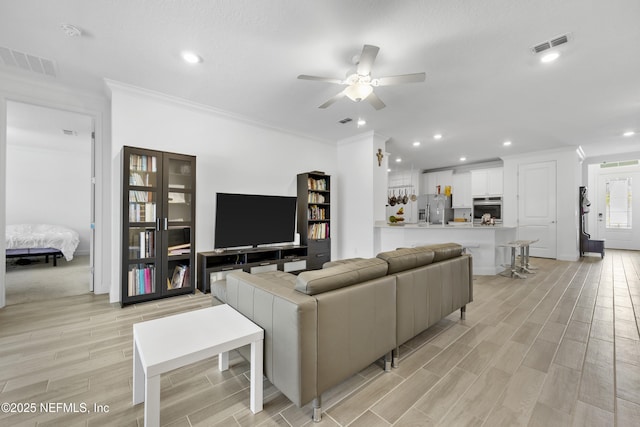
top-left (197, 245), bottom-right (308, 293)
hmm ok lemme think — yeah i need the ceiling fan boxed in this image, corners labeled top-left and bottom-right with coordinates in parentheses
top-left (297, 44), bottom-right (425, 110)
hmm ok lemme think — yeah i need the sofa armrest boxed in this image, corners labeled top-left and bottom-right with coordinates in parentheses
top-left (226, 271), bottom-right (318, 407)
top-left (314, 275), bottom-right (396, 394)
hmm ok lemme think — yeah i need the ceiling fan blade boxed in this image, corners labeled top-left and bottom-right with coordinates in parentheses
top-left (318, 91), bottom-right (346, 109)
top-left (376, 72), bottom-right (426, 86)
top-left (297, 75), bottom-right (344, 84)
top-left (356, 45), bottom-right (380, 76)
top-left (366, 91), bottom-right (386, 110)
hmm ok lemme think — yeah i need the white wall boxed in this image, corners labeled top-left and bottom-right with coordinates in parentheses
top-left (6, 132), bottom-right (92, 254)
top-left (503, 147), bottom-right (582, 261)
top-left (336, 131), bottom-right (388, 259)
top-left (108, 81), bottom-right (337, 302)
top-left (0, 72), bottom-right (110, 307)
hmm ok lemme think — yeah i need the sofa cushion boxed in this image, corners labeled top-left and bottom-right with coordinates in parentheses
top-left (376, 246), bottom-right (436, 274)
top-left (415, 243), bottom-right (463, 262)
top-left (295, 258), bottom-right (388, 295)
top-left (322, 258), bottom-right (365, 268)
top-left (254, 270), bottom-right (298, 289)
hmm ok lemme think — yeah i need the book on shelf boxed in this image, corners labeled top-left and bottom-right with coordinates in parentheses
top-left (168, 248), bottom-right (191, 256)
top-left (130, 154), bottom-right (157, 172)
top-left (129, 172), bottom-right (145, 186)
top-left (308, 222), bottom-right (330, 239)
top-left (128, 201), bottom-right (156, 222)
top-left (307, 192), bottom-right (325, 203)
top-left (168, 265), bottom-right (189, 289)
top-left (308, 205), bottom-right (326, 220)
top-left (307, 177), bottom-right (327, 191)
top-left (168, 192), bottom-right (186, 204)
top-left (138, 230), bottom-right (155, 258)
top-left (128, 265), bottom-right (155, 296)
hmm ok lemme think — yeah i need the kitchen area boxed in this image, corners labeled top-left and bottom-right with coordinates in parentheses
top-left (377, 164), bottom-right (517, 275)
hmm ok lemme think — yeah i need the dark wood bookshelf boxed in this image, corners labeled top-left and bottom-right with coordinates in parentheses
top-left (121, 146), bottom-right (196, 306)
top-left (297, 172), bottom-right (331, 270)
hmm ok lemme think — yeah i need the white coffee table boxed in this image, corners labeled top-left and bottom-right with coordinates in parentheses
top-left (132, 304), bottom-right (264, 426)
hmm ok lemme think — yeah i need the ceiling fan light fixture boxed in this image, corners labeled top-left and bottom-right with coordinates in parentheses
top-left (344, 82), bottom-right (373, 102)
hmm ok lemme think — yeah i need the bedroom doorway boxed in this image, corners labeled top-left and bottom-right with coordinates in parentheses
top-left (4, 101), bottom-right (94, 305)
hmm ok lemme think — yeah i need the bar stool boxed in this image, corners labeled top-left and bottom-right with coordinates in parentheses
top-left (500, 242), bottom-right (526, 279)
top-left (515, 239), bottom-right (539, 273)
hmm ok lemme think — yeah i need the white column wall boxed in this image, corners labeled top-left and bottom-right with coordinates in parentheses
top-left (336, 131), bottom-right (388, 259)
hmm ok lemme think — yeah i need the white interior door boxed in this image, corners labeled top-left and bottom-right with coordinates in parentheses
top-left (518, 161), bottom-right (557, 258)
top-left (596, 170), bottom-right (640, 249)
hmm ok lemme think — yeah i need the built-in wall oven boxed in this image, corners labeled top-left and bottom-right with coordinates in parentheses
top-left (473, 197), bottom-right (502, 223)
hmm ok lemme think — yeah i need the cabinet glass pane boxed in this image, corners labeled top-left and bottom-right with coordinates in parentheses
top-left (129, 191), bottom-right (157, 222)
top-left (127, 263), bottom-right (156, 297)
top-left (128, 227), bottom-right (156, 259)
top-left (168, 192), bottom-right (192, 222)
top-left (167, 227), bottom-right (191, 256)
top-left (129, 154), bottom-right (158, 187)
top-left (168, 159), bottom-right (193, 190)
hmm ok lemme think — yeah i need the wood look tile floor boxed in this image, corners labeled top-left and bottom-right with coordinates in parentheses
top-left (1, 250), bottom-right (639, 426)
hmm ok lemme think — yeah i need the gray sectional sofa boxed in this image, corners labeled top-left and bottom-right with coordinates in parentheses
top-left (213, 242), bottom-right (472, 421)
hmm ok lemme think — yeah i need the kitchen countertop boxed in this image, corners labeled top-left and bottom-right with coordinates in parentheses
top-left (374, 221), bottom-right (518, 275)
top-left (375, 221), bottom-right (514, 229)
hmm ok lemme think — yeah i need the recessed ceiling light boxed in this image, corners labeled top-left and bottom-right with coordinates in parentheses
top-left (460, 157), bottom-right (467, 162)
top-left (413, 141), bottom-right (421, 147)
top-left (433, 134), bottom-right (443, 140)
top-left (623, 131), bottom-right (635, 137)
top-left (182, 51), bottom-right (203, 64)
top-left (387, 168), bottom-right (391, 172)
top-left (357, 118), bottom-right (366, 127)
top-left (503, 140), bottom-right (512, 146)
top-left (541, 51), bottom-right (560, 63)
top-left (396, 158), bottom-right (402, 163)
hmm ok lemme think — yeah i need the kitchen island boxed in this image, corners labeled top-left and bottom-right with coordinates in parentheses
top-left (374, 222), bottom-right (516, 275)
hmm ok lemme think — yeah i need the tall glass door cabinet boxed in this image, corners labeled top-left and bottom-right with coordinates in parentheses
top-left (121, 146), bottom-right (196, 306)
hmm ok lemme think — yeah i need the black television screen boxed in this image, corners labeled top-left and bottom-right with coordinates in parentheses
top-left (214, 193), bottom-right (297, 249)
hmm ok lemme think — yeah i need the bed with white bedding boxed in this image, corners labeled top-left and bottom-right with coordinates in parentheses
top-left (5, 224), bottom-right (80, 265)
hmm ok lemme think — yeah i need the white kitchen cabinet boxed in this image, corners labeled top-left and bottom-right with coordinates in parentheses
top-left (452, 172), bottom-right (472, 208)
top-left (422, 170), bottom-right (453, 195)
top-left (471, 167), bottom-right (503, 196)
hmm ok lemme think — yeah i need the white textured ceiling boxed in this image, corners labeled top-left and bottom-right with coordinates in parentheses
top-left (1, 0), bottom-right (639, 170)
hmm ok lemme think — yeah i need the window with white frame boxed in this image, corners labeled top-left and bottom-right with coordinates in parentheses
top-left (606, 177), bottom-right (632, 229)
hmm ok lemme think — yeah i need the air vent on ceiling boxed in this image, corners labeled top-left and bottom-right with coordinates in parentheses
top-left (62, 129), bottom-right (77, 136)
top-left (338, 117), bottom-right (353, 124)
top-left (532, 34), bottom-right (569, 54)
top-left (600, 160), bottom-right (639, 168)
top-left (0, 46), bottom-right (57, 77)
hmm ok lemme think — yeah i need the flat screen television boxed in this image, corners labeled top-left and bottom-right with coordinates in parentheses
top-left (214, 192), bottom-right (297, 249)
